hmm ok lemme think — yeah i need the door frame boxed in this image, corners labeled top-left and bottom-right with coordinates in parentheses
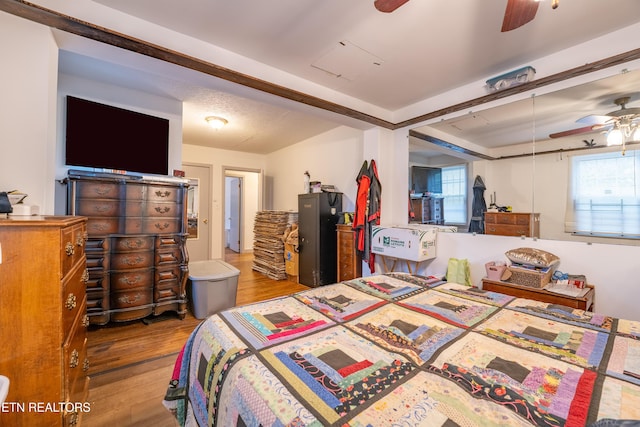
top-left (222, 166), bottom-right (264, 256)
top-left (183, 162), bottom-right (213, 261)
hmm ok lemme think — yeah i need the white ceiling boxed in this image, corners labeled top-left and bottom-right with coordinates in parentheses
top-left (43, 0), bottom-right (640, 154)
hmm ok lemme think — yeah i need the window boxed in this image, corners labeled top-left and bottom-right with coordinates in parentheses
top-left (565, 149), bottom-right (640, 238)
top-left (441, 164), bottom-right (467, 224)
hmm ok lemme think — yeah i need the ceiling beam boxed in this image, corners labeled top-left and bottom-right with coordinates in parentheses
top-left (2, 0), bottom-right (640, 131)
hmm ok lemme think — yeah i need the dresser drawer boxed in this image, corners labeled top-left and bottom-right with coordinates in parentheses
top-left (513, 214), bottom-right (532, 225)
top-left (86, 253), bottom-right (109, 271)
top-left (156, 265), bottom-right (181, 284)
top-left (156, 246), bottom-right (182, 265)
top-left (110, 268), bottom-right (154, 291)
top-left (111, 251), bottom-right (154, 270)
top-left (86, 217), bottom-right (121, 235)
top-left (339, 236), bottom-right (355, 255)
top-left (74, 181), bottom-right (122, 199)
top-left (63, 300), bottom-right (88, 403)
top-left (156, 234), bottom-right (182, 248)
top-left (111, 288), bottom-right (154, 310)
top-left (485, 224), bottom-right (531, 236)
top-left (75, 199), bottom-right (122, 217)
top-left (85, 236), bottom-right (110, 252)
top-left (155, 282), bottom-right (181, 301)
top-left (86, 288), bottom-right (109, 314)
top-left (125, 218), bottom-right (182, 234)
top-left (112, 235), bottom-right (155, 252)
top-left (146, 185), bottom-right (181, 202)
top-left (62, 262), bottom-right (88, 335)
top-left (126, 201), bottom-right (182, 217)
top-left (61, 223), bottom-right (87, 277)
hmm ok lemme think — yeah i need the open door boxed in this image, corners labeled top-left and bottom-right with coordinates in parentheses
top-left (227, 176), bottom-right (241, 253)
top-left (184, 163), bottom-right (211, 261)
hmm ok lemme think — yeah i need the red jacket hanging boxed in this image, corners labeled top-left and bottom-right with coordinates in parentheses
top-left (352, 159), bottom-right (381, 273)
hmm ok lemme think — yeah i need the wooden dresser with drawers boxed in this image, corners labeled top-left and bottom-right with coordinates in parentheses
top-left (66, 171), bottom-right (189, 325)
top-left (336, 224), bottom-right (362, 281)
top-left (484, 212), bottom-right (540, 237)
top-left (0, 215), bottom-right (89, 426)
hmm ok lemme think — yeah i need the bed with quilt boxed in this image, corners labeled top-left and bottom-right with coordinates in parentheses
top-left (163, 273), bottom-right (640, 426)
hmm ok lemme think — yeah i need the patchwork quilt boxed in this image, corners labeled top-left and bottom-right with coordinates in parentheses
top-left (163, 273), bottom-right (640, 426)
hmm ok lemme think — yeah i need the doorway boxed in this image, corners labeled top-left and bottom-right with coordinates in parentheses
top-left (223, 167), bottom-right (262, 259)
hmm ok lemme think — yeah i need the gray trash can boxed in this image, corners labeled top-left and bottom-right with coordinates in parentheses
top-left (188, 259), bottom-right (240, 319)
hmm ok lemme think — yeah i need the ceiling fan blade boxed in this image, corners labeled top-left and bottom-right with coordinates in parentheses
top-left (549, 125), bottom-right (605, 139)
top-left (501, 0), bottom-right (540, 32)
top-left (576, 114), bottom-right (613, 125)
top-left (374, 0), bottom-right (410, 13)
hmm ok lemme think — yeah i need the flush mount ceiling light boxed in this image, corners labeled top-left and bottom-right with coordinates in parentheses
top-left (205, 116), bottom-right (228, 130)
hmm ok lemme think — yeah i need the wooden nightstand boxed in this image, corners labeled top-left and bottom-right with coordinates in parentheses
top-left (481, 278), bottom-right (595, 311)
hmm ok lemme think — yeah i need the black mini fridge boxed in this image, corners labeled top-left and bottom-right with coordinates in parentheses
top-left (298, 192), bottom-right (342, 287)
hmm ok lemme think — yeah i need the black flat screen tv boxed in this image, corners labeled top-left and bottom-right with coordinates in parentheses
top-left (65, 96), bottom-right (170, 175)
top-left (411, 166), bottom-right (442, 194)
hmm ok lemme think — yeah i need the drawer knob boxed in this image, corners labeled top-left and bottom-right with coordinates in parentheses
top-left (155, 190), bottom-right (172, 198)
top-left (154, 222), bottom-right (170, 231)
top-left (65, 242), bottom-right (75, 256)
top-left (81, 269), bottom-right (90, 283)
top-left (67, 411), bottom-right (79, 425)
top-left (65, 293), bottom-right (77, 310)
top-left (83, 358), bottom-right (90, 372)
top-left (82, 315), bottom-right (90, 328)
top-left (70, 349), bottom-right (79, 368)
top-left (154, 206), bottom-right (171, 214)
top-left (123, 255), bottom-right (145, 266)
top-left (119, 293), bottom-right (142, 305)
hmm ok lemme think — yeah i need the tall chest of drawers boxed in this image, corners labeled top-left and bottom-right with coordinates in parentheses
top-left (0, 216), bottom-right (89, 426)
top-left (336, 224), bottom-right (362, 281)
top-left (66, 172), bottom-right (189, 325)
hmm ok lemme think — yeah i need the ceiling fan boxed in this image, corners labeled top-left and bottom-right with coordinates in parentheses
top-left (375, 0), bottom-right (559, 31)
top-left (501, 0), bottom-right (559, 32)
top-left (550, 96), bottom-right (640, 146)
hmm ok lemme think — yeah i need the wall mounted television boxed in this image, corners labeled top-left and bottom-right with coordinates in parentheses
top-left (65, 96), bottom-right (170, 176)
top-left (411, 166), bottom-right (442, 194)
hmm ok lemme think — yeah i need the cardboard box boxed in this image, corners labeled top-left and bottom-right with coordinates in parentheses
top-left (371, 225), bottom-right (437, 262)
top-left (284, 243), bottom-right (298, 276)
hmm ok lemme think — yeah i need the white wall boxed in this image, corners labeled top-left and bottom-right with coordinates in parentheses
top-left (0, 12), bottom-right (59, 213)
top-left (266, 126), bottom-right (365, 212)
top-left (411, 232), bottom-right (640, 322)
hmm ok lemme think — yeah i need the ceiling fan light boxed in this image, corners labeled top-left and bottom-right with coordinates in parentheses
top-left (606, 128), bottom-right (623, 146)
top-left (632, 126), bottom-right (640, 142)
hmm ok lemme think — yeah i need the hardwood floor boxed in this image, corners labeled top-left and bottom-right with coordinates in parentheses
top-left (83, 250), bottom-right (308, 426)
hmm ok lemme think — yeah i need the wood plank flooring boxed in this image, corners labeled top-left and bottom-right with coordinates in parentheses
top-left (83, 250), bottom-right (308, 426)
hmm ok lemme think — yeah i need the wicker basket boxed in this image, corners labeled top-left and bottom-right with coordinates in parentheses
top-left (508, 263), bottom-right (554, 288)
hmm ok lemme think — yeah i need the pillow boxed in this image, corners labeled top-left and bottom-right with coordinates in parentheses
top-left (505, 247), bottom-right (559, 268)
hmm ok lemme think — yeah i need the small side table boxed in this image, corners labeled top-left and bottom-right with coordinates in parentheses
top-left (481, 278), bottom-right (595, 311)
